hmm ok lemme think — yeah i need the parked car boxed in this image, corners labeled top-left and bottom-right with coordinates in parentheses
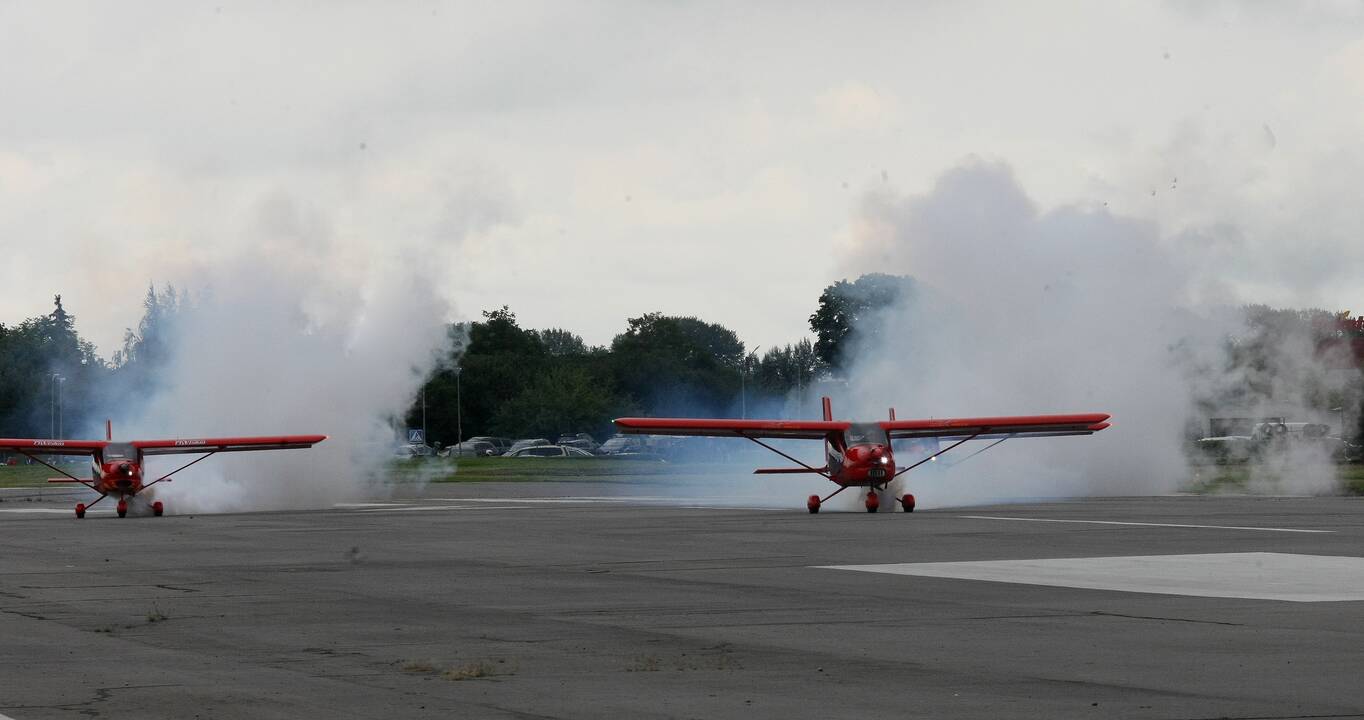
top-left (598, 435), bottom-right (646, 455)
top-left (467, 436), bottom-right (513, 455)
top-left (505, 445), bottom-right (595, 458)
top-left (508, 438), bottom-right (551, 454)
top-left (557, 433), bottom-right (600, 454)
top-left (447, 440), bottom-right (497, 458)
top-left (394, 443), bottom-right (434, 458)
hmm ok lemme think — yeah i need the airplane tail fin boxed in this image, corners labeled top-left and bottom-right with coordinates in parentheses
top-left (105, 419), bottom-right (112, 441)
top-left (822, 396), bottom-right (832, 421)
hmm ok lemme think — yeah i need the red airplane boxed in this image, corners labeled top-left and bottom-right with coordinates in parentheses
top-left (0, 421), bottom-right (326, 518)
top-left (614, 397), bottom-right (1109, 513)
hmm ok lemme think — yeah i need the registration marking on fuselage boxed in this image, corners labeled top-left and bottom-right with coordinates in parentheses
top-left (819, 553), bottom-right (1364, 602)
top-left (959, 515), bottom-right (1333, 534)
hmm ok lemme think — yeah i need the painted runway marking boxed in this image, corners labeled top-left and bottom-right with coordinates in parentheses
top-left (355, 505), bottom-right (527, 512)
top-left (959, 515), bottom-right (1333, 533)
top-left (820, 552), bottom-right (1364, 602)
top-left (347, 499), bottom-right (787, 513)
top-left (0, 508), bottom-right (102, 515)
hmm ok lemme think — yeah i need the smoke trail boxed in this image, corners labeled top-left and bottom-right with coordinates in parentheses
top-left (1184, 306), bottom-right (1355, 495)
top-left (111, 193), bottom-right (460, 514)
top-left (836, 159), bottom-right (1352, 506)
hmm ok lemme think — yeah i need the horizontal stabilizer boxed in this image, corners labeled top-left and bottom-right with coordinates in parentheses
top-left (46, 478), bottom-right (83, 483)
top-left (753, 467), bottom-right (829, 475)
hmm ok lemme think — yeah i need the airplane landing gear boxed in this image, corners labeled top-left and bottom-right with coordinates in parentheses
top-left (807, 495), bottom-right (821, 514)
top-left (900, 493), bottom-right (916, 513)
top-left (75, 503), bottom-right (86, 519)
top-left (152, 501), bottom-right (164, 517)
top-left (865, 491), bottom-right (880, 513)
top-left (116, 499), bottom-right (128, 518)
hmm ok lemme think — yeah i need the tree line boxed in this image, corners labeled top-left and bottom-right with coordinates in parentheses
top-left (11, 276), bottom-right (1355, 449)
top-left (0, 275), bottom-right (916, 444)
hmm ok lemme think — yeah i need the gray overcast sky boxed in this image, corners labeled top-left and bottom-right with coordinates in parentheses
top-left (4, 1), bottom-right (1364, 356)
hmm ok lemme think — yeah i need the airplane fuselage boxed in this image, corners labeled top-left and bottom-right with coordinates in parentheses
top-left (825, 439), bottom-right (896, 487)
top-left (91, 442), bottom-right (146, 497)
top-left (93, 457), bottom-right (144, 496)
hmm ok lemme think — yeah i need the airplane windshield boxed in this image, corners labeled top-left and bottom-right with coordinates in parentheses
top-left (846, 423), bottom-right (884, 445)
top-left (103, 442), bottom-right (134, 461)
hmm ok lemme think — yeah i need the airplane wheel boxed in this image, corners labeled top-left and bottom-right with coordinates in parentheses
top-left (75, 503), bottom-right (86, 519)
top-left (116, 500), bottom-right (128, 518)
top-left (901, 493), bottom-right (916, 513)
top-left (152, 501), bottom-right (164, 517)
top-left (865, 492), bottom-right (880, 513)
top-left (807, 495), bottom-right (821, 514)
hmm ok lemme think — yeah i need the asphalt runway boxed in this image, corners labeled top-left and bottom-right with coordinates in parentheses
top-left (2, 482), bottom-right (1363, 719)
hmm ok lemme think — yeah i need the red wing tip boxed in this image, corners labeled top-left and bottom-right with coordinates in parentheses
top-left (1089, 422), bottom-right (1111, 431)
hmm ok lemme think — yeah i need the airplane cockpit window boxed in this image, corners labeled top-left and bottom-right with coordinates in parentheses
top-left (846, 423), bottom-right (884, 445)
top-left (103, 442), bottom-right (134, 460)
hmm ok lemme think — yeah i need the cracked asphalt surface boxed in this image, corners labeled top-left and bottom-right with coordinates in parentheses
top-left (2, 483), bottom-right (1363, 719)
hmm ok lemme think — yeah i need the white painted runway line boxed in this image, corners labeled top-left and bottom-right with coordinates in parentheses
top-left (344, 497), bottom-right (788, 513)
top-left (354, 505), bottom-right (528, 512)
top-left (960, 515), bottom-right (1333, 533)
top-left (820, 552), bottom-right (1364, 602)
top-left (0, 507), bottom-right (113, 515)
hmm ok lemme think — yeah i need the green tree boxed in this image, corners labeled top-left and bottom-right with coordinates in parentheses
top-left (0, 295), bottom-right (106, 437)
top-left (754, 338), bottom-right (818, 397)
top-left (490, 365), bottom-right (623, 439)
top-left (539, 328), bottom-right (588, 356)
top-left (610, 312), bottom-right (744, 416)
top-left (809, 273), bottom-right (915, 371)
top-left (409, 307), bottom-right (548, 444)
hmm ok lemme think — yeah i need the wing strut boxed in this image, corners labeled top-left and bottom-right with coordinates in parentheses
top-left (142, 451), bottom-right (217, 490)
top-left (737, 431), bottom-right (831, 479)
top-left (24, 452), bottom-right (96, 490)
top-left (893, 432), bottom-right (981, 478)
top-left (946, 436), bottom-right (1011, 467)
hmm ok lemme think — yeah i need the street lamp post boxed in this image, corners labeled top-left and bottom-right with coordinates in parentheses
top-left (57, 376), bottom-right (65, 438)
top-left (48, 373), bottom-right (63, 439)
top-left (455, 368), bottom-right (463, 446)
top-left (421, 384), bottom-right (427, 447)
top-left (741, 346), bottom-right (760, 419)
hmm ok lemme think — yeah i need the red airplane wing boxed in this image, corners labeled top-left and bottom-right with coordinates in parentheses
top-left (0, 439), bottom-right (107, 456)
top-left (613, 418), bottom-right (848, 440)
top-left (881, 413), bottom-right (1110, 440)
top-left (133, 435), bottom-right (328, 456)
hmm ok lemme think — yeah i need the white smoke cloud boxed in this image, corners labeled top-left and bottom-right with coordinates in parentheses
top-left (836, 159), bottom-right (1353, 507)
top-left (112, 191), bottom-right (464, 514)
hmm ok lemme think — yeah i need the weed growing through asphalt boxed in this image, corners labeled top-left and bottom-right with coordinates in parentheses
top-left (442, 661), bottom-right (496, 681)
top-left (627, 655), bottom-right (661, 672)
top-left (397, 658), bottom-right (514, 680)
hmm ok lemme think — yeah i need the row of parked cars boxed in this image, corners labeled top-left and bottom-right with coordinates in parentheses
top-left (436, 433), bottom-right (655, 459)
top-left (1194, 421), bottom-right (1360, 463)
